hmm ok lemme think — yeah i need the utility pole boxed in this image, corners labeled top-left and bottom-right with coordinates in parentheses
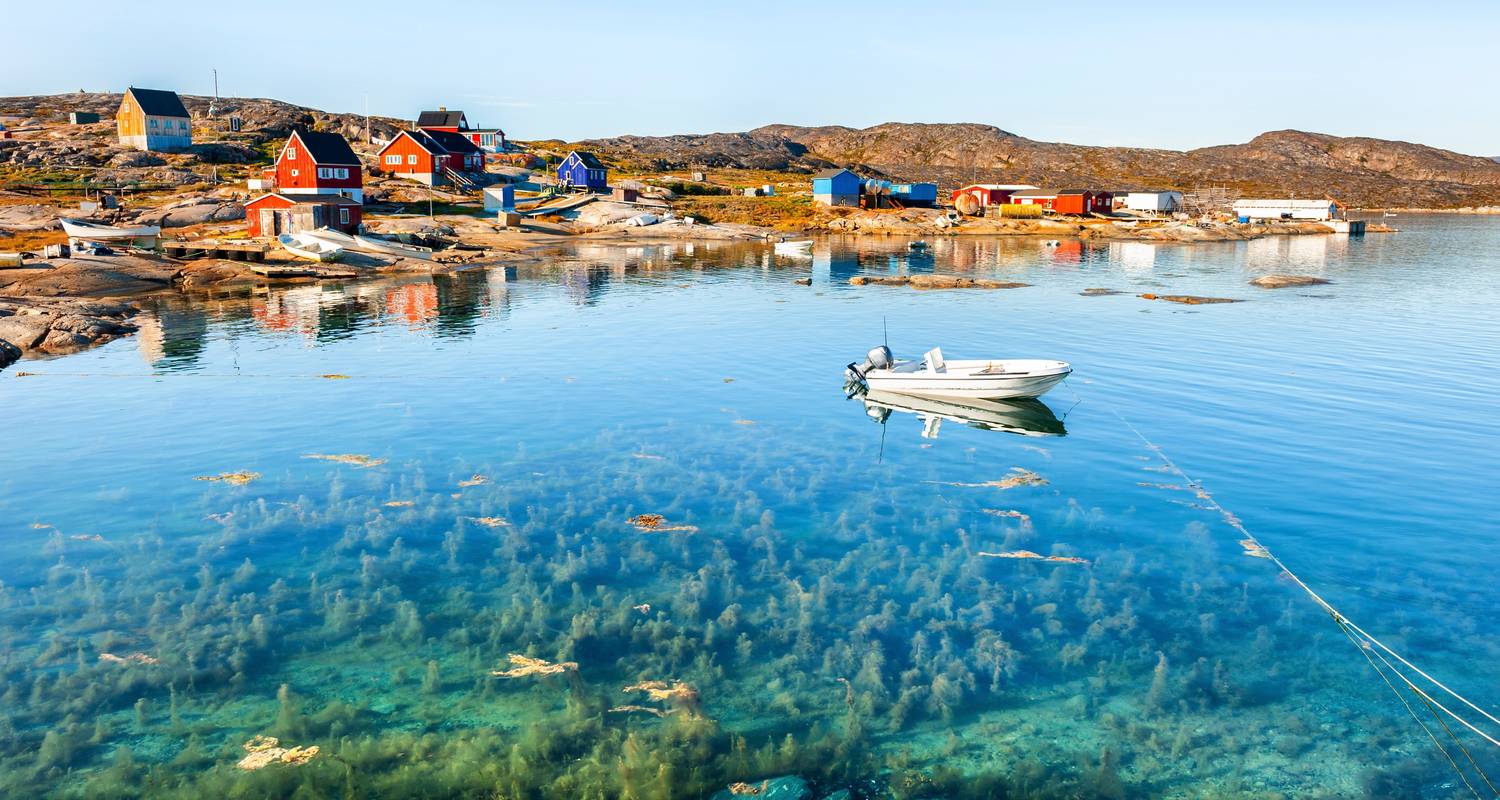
top-left (209, 68), bottom-right (219, 119)
top-left (364, 94), bottom-right (370, 144)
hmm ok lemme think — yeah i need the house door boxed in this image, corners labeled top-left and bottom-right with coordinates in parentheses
top-left (259, 209), bottom-right (278, 237)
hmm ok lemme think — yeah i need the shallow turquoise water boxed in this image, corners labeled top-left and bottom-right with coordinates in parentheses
top-left (2, 218), bottom-right (1498, 798)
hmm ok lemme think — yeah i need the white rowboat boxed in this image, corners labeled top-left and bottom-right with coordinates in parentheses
top-left (278, 233), bottom-right (343, 263)
top-left (847, 346), bottom-right (1070, 401)
top-left (59, 218), bottom-right (160, 248)
top-left (302, 228), bottom-right (434, 261)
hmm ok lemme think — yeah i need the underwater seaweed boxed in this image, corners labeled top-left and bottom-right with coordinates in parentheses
top-left (491, 654), bottom-right (578, 678)
top-left (931, 468), bottom-right (1048, 490)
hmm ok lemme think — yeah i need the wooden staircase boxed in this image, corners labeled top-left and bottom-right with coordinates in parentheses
top-left (442, 167), bottom-right (479, 192)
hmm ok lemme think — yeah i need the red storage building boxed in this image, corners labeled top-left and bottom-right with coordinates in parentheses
top-left (951, 184), bottom-right (1038, 207)
top-left (1053, 189), bottom-right (1112, 215)
top-left (244, 193), bottom-right (362, 238)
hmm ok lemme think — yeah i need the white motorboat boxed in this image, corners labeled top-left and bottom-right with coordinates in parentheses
top-left (860, 390), bottom-right (1065, 438)
top-left (846, 346), bottom-right (1071, 400)
top-left (0, 252), bottom-right (25, 268)
top-left (303, 228), bottom-right (434, 261)
top-left (60, 218), bottom-right (161, 248)
top-left (278, 232), bottom-right (343, 263)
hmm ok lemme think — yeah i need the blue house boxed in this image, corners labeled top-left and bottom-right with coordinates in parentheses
top-left (812, 168), bottom-right (861, 207)
top-left (891, 182), bottom-right (938, 208)
top-left (557, 151), bottom-right (608, 192)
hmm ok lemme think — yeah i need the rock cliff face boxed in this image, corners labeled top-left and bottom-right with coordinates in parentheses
top-left (586, 123), bottom-right (1500, 208)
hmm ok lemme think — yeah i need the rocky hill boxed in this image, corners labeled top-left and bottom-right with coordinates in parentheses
top-left (586, 123), bottom-right (1500, 208)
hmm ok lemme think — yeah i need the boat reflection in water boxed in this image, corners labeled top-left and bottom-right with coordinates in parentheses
top-left (850, 384), bottom-right (1067, 439)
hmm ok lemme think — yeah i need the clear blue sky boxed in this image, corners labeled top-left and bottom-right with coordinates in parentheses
top-left (4, 0), bottom-right (1496, 155)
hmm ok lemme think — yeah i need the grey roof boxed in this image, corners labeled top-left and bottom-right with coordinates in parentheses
top-left (125, 87), bottom-right (189, 118)
top-left (569, 151), bottom-right (605, 169)
top-left (1009, 189), bottom-right (1056, 198)
top-left (427, 129), bottom-right (482, 155)
top-left (813, 168), bottom-right (857, 180)
top-left (291, 129), bottom-right (360, 165)
top-left (416, 109), bottom-right (466, 129)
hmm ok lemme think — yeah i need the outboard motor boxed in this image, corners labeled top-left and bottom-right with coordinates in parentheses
top-left (845, 345), bottom-right (894, 383)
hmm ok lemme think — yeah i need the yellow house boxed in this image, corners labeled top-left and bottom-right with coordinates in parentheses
top-left (116, 87), bottom-right (192, 152)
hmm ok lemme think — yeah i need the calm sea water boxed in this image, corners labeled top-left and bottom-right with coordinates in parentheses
top-left (3, 217), bottom-right (1498, 798)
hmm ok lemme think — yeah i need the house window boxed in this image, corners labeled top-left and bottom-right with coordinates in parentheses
top-left (335, 168), bottom-right (348, 179)
top-left (290, 169), bottom-right (299, 177)
top-left (408, 154), bottom-right (417, 165)
top-left (179, 120), bottom-right (188, 130)
top-left (339, 208), bottom-right (350, 225)
top-left (385, 155), bottom-right (401, 165)
top-left (317, 167), bottom-right (332, 179)
top-left (149, 119), bottom-right (158, 128)
top-left (287, 148), bottom-right (296, 160)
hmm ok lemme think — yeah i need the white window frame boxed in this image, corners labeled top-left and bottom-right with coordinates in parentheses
top-left (287, 147), bottom-right (297, 160)
top-left (408, 154), bottom-right (417, 165)
top-left (385, 154), bottom-right (401, 165)
top-left (338, 208), bottom-right (350, 225)
top-left (335, 168), bottom-right (348, 179)
top-left (148, 118), bottom-right (158, 128)
top-left (317, 167), bottom-right (332, 179)
top-left (290, 169), bottom-right (299, 177)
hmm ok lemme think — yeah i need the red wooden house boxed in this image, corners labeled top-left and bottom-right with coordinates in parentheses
top-left (376, 129), bottom-right (484, 187)
top-left (1009, 189), bottom-right (1057, 209)
top-left (274, 129), bottom-right (364, 203)
top-left (244, 192), bottom-right (362, 238)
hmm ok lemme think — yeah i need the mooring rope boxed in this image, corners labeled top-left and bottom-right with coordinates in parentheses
top-left (1106, 406), bottom-right (1500, 775)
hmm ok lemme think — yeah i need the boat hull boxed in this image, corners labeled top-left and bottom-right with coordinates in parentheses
top-left (862, 360), bottom-right (1071, 400)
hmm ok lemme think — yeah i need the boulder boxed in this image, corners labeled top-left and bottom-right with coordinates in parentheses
top-left (134, 199), bottom-right (246, 227)
top-left (108, 150), bottom-right (167, 169)
top-left (1249, 274), bottom-right (1331, 289)
top-left (0, 204), bottom-right (61, 232)
top-left (0, 338), bottom-right (19, 369)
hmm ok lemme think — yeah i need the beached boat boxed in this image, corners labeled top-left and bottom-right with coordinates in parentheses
top-left (859, 390), bottom-right (1065, 438)
top-left (277, 233), bottom-right (343, 263)
top-left (59, 218), bottom-right (161, 248)
top-left (302, 228), bottom-right (434, 261)
top-left (846, 346), bottom-right (1071, 400)
top-left (0, 252), bottom-right (25, 268)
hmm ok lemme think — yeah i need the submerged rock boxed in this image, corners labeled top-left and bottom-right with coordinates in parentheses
top-left (849, 274), bottom-right (1028, 290)
top-left (0, 296), bottom-right (138, 368)
top-left (710, 776), bottom-right (810, 800)
top-left (1249, 274), bottom-right (1331, 289)
top-left (1138, 293), bottom-right (1241, 305)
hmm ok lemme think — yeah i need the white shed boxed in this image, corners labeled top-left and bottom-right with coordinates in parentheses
top-left (1232, 199), bottom-right (1338, 221)
top-left (483, 185), bottom-right (516, 212)
top-left (1124, 191), bottom-right (1182, 213)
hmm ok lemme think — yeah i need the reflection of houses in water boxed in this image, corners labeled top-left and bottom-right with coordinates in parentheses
top-left (385, 283), bottom-right (439, 325)
top-left (136, 307), bottom-right (210, 370)
top-left (1109, 242), bottom-right (1158, 274)
top-left (252, 286), bottom-right (325, 338)
top-left (1243, 235), bottom-right (1330, 273)
top-left (432, 270), bottom-right (489, 338)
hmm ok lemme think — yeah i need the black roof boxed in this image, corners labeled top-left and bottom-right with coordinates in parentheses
top-left (1058, 188), bottom-right (1107, 195)
top-left (569, 151), bottom-right (604, 169)
top-left (416, 109), bottom-right (466, 129)
top-left (427, 129), bottom-right (482, 155)
top-left (292, 129), bottom-right (360, 165)
top-left (403, 129), bottom-right (449, 154)
top-left (125, 87), bottom-right (189, 118)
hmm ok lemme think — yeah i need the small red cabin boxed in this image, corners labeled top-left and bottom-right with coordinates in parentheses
top-left (274, 129), bottom-right (364, 203)
top-left (1053, 189), bottom-right (1112, 215)
top-left (244, 192), bottom-right (362, 238)
top-left (1009, 189), bottom-right (1057, 209)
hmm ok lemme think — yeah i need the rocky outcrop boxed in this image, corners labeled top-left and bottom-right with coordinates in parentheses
top-left (133, 197), bottom-right (245, 227)
top-left (851, 274), bottom-right (1028, 290)
top-left (0, 203), bottom-right (61, 232)
top-left (0, 296), bottom-right (138, 367)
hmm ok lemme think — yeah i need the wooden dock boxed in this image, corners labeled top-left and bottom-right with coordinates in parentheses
top-left (163, 241), bottom-right (269, 261)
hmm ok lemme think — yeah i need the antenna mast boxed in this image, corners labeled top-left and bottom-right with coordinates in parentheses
top-left (208, 68), bottom-right (219, 118)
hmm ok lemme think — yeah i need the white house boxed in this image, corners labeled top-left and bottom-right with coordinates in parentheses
top-left (1232, 199), bottom-right (1338, 221)
top-left (1124, 191), bottom-right (1183, 214)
